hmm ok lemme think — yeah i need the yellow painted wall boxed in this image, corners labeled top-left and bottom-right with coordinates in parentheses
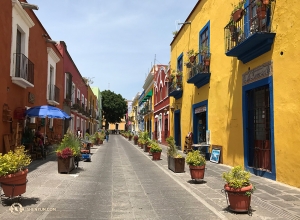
top-left (170, 0), bottom-right (300, 187)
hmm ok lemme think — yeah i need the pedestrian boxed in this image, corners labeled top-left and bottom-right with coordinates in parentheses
top-left (105, 129), bottom-right (109, 142)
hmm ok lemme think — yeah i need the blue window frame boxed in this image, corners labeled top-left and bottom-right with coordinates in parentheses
top-left (199, 21), bottom-right (210, 54)
top-left (177, 53), bottom-right (183, 71)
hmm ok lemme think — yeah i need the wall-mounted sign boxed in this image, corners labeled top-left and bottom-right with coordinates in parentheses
top-left (242, 61), bottom-right (273, 86)
top-left (195, 106), bottom-right (206, 114)
top-left (28, 92), bottom-right (35, 104)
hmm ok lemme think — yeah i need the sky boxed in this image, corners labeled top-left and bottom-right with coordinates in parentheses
top-left (32, 0), bottom-right (198, 100)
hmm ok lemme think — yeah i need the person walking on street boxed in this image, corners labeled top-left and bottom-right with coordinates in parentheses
top-left (105, 129), bottom-right (109, 142)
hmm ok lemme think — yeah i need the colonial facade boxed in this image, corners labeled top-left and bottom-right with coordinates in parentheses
top-left (169, 0), bottom-right (300, 187)
top-left (153, 64), bottom-right (170, 145)
top-left (0, 0), bottom-right (66, 153)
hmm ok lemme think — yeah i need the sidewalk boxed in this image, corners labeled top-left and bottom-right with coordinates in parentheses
top-left (155, 141), bottom-right (300, 219)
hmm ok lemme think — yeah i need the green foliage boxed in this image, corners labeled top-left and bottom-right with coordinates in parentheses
top-left (149, 141), bottom-right (162, 153)
top-left (186, 49), bottom-right (198, 58)
top-left (222, 165), bottom-right (252, 189)
top-left (56, 130), bottom-right (81, 157)
top-left (0, 146), bottom-right (31, 177)
top-left (101, 90), bottom-right (127, 126)
top-left (186, 150), bottom-right (206, 166)
top-left (85, 133), bottom-right (95, 142)
top-left (166, 136), bottom-right (182, 158)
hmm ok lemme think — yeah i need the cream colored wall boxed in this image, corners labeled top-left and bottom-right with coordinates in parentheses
top-left (170, 0), bottom-right (300, 187)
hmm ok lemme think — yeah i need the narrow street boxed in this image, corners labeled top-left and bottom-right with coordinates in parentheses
top-left (1, 135), bottom-right (300, 219)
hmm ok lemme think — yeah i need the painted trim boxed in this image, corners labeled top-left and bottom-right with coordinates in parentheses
top-left (192, 100), bottom-right (208, 144)
top-left (242, 76), bottom-right (275, 180)
top-left (174, 109), bottom-right (181, 147)
top-left (199, 21), bottom-right (210, 53)
top-left (177, 53), bottom-right (183, 71)
top-left (47, 47), bottom-right (60, 63)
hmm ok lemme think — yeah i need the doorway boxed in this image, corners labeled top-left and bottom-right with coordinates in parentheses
top-left (174, 110), bottom-right (181, 149)
top-left (246, 85), bottom-right (271, 171)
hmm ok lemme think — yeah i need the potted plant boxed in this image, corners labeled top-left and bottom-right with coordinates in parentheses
top-left (133, 135), bottom-right (138, 145)
top-left (0, 146), bottom-right (31, 198)
top-left (94, 132), bottom-right (101, 145)
top-left (186, 150), bottom-right (206, 180)
top-left (256, 0), bottom-right (267, 19)
top-left (231, 0), bottom-right (246, 22)
top-left (56, 131), bottom-right (81, 173)
top-left (222, 165), bottom-right (254, 213)
top-left (128, 132), bottom-right (133, 141)
top-left (166, 136), bottom-right (185, 173)
top-left (173, 69), bottom-right (183, 79)
top-left (150, 141), bottom-right (162, 160)
top-left (186, 49), bottom-right (198, 63)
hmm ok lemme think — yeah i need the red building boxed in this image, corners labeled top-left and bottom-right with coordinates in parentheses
top-left (153, 64), bottom-right (170, 145)
top-left (56, 42), bottom-right (88, 135)
top-left (0, 0), bottom-right (65, 153)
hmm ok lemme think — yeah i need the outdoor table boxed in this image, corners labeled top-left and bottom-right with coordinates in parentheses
top-left (192, 143), bottom-right (210, 160)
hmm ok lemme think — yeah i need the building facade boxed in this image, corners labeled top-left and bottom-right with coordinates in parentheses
top-left (169, 0), bottom-right (300, 188)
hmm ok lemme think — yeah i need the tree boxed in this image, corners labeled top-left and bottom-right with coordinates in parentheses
top-left (101, 90), bottom-right (127, 129)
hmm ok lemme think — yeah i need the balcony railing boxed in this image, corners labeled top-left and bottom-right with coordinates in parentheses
top-left (168, 83), bottom-right (183, 99)
top-left (186, 54), bottom-right (210, 88)
top-left (48, 84), bottom-right (60, 104)
top-left (12, 53), bottom-right (34, 88)
top-left (224, 0), bottom-right (276, 63)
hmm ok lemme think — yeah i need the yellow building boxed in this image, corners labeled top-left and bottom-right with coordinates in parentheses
top-left (141, 69), bottom-right (154, 139)
top-left (87, 85), bottom-right (97, 134)
top-left (170, 0), bottom-right (300, 187)
top-left (130, 93), bottom-right (141, 133)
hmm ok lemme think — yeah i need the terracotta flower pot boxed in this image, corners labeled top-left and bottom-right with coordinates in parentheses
top-left (152, 152), bottom-right (161, 160)
top-left (224, 184), bottom-right (252, 212)
top-left (189, 165), bottom-right (205, 180)
top-left (0, 169), bottom-right (28, 197)
top-left (262, 0), bottom-right (269, 4)
top-left (257, 5), bottom-right (267, 19)
top-left (204, 59), bottom-right (210, 66)
top-left (232, 9), bottom-right (244, 22)
top-left (189, 56), bottom-right (196, 63)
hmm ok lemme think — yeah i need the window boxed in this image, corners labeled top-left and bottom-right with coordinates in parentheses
top-left (200, 21), bottom-right (210, 54)
top-left (77, 89), bottom-right (80, 102)
top-left (65, 73), bottom-right (72, 100)
top-left (71, 83), bottom-right (75, 104)
top-left (177, 53), bottom-right (183, 72)
top-left (81, 94), bottom-right (84, 104)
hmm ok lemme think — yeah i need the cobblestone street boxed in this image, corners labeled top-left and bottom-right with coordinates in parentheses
top-left (1, 135), bottom-right (300, 219)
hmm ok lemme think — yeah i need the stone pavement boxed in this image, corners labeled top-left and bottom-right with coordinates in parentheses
top-left (0, 135), bottom-right (299, 219)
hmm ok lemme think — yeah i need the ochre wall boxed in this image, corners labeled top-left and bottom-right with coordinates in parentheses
top-left (170, 0), bottom-right (300, 187)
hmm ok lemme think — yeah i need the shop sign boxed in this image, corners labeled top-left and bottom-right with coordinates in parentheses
top-left (195, 106), bottom-right (206, 114)
top-left (242, 61), bottom-right (273, 86)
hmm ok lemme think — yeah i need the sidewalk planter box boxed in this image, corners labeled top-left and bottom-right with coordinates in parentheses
top-left (168, 156), bottom-right (185, 173)
top-left (57, 156), bottom-right (75, 173)
top-left (144, 145), bottom-right (149, 152)
top-left (0, 169), bottom-right (28, 198)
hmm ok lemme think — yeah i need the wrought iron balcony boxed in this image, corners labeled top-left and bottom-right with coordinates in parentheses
top-left (186, 54), bottom-right (211, 88)
top-left (12, 53), bottom-right (34, 88)
top-left (169, 82), bottom-right (182, 99)
top-left (224, 0), bottom-right (276, 63)
top-left (47, 84), bottom-right (60, 105)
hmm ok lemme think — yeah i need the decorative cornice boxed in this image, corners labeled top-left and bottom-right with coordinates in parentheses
top-left (47, 47), bottom-right (60, 63)
top-left (12, 0), bottom-right (35, 28)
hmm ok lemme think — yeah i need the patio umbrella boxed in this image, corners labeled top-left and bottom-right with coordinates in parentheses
top-left (25, 105), bottom-right (71, 144)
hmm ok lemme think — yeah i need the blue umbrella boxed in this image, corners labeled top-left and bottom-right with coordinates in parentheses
top-left (26, 105), bottom-right (70, 119)
top-left (25, 105), bottom-right (71, 144)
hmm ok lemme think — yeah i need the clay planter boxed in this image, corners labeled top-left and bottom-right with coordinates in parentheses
top-left (256, 5), bottom-right (267, 19)
top-left (128, 136), bottom-right (132, 141)
top-left (262, 0), bottom-right (269, 4)
top-left (204, 59), bottom-right (210, 66)
top-left (57, 156), bottom-right (75, 174)
top-left (144, 145), bottom-right (149, 152)
top-left (168, 156), bottom-right (185, 173)
top-left (189, 56), bottom-right (196, 63)
top-left (224, 184), bottom-right (252, 212)
top-left (0, 169), bottom-right (28, 197)
top-left (189, 165), bottom-right (205, 180)
top-left (152, 152), bottom-right (161, 160)
top-left (141, 144), bottom-right (145, 149)
top-left (232, 9), bottom-right (244, 22)
top-left (99, 140), bottom-right (103, 144)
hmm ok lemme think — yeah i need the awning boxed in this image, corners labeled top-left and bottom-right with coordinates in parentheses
top-left (141, 90), bottom-right (153, 103)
